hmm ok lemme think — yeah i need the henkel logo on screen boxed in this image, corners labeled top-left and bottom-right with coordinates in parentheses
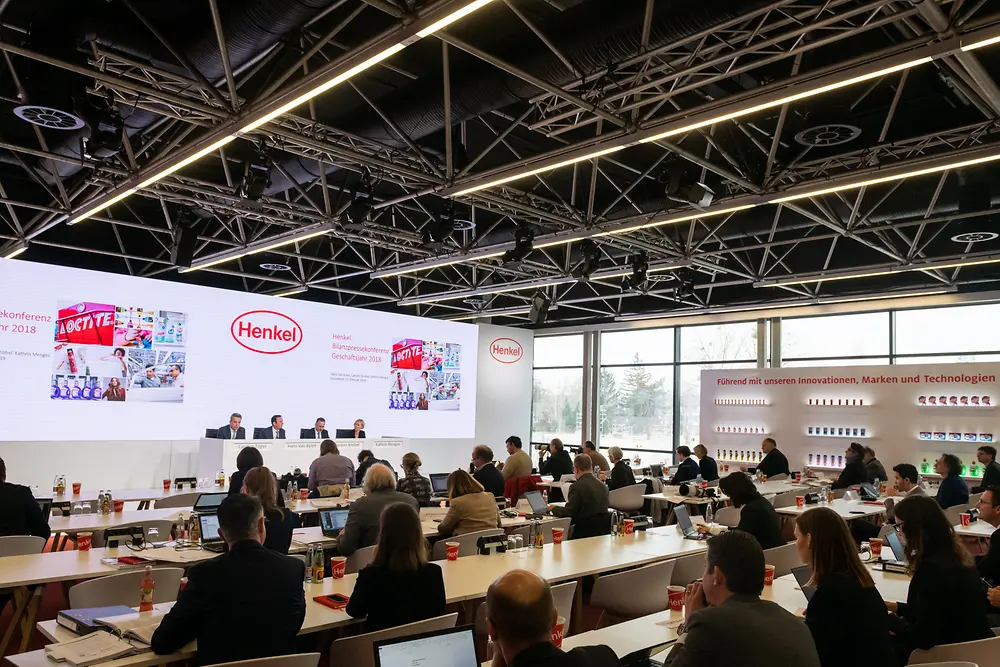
top-left (230, 310), bottom-right (302, 354)
top-left (490, 337), bottom-right (523, 364)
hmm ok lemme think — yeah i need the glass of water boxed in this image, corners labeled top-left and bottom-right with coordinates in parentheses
top-left (514, 534), bottom-right (524, 554)
top-left (146, 527), bottom-right (159, 546)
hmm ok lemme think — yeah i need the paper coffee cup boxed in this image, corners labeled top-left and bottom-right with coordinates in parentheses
top-left (331, 556), bottom-right (347, 579)
top-left (960, 513), bottom-right (971, 526)
top-left (623, 519), bottom-right (635, 535)
top-left (870, 538), bottom-right (883, 558)
top-left (764, 564), bottom-right (775, 585)
top-left (299, 489), bottom-right (308, 501)
top-left (446, 541), bottom-right (460, 561)
top-left (72, 482), bottom-right (81, 495)
top-left (551, 617), bottom-right (565, 647)
top-left (113, 499), bottom-right (125, 513)
top-left (78, 532), bottom-right (92, 551)
top-left (551, 528), bottom-right (564, 544)
top-left (162, 479), bottom-right (171, 491)
top-left (667, 585), bottom-right (685, 611)
top-left (795, 496), bottom-right (805, 509)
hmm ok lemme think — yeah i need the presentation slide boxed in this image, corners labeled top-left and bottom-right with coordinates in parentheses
top-left (0, 259), bottom-right (479, 441)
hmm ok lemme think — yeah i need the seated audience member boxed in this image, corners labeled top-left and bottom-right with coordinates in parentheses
top-left (500, 435), bottom-right (533, 480)
top-left (307, 440), bottom-right (355, 497)
top-left (935, 453), bottom-right (970, 509)
top-left (472, 445), bottom-right (505, 497)
top-left (583, 441), bottom-right (611, 473)
top-left (663, 531), bottom-right (819, 667)
top-left (396, 452), bottom-right (433, 507)
top-left (853, 463), bottom-right (925, 542)
top-left (714, 473), bottom-right (784, 549)
top-left (694, 444), bottom-right (719, 482)
top-left (886, 495), bottom-right (991, 663)
top-left (216, 413), bottom-right (246, 439)
top-left (228, 446), bottom-right (263, 496)
top-left (830, 442), bottom-right (868, 489)
top-left (972, 446), bottom-right (1000, 493)
top-left (974, 487), bottom-right (1000, 582)
top-left (151, 495), bottom-right (305, 666)
top-left (354, 449), bottom-right (395, 486)
top-left (668, 446), bottom-right (700, 485)
top-left (538, 439), bottom-right (573, 503)
top-left (550, 455), bottom-right (610, 539)
top-left (241, 467), bottom-right (298, 554)
top-left (794, 507), bottom-right (895, 667)
top-left (486, 569), bottom-right (620, 667)
top-left (346, 503), bottom-right (445, 630)
top-left (756, 437), bottom-right (790, 478)
top-left (437, 470), bottom-right (502, 537)
top-left (0, 457), bottom-right (50, 539)
top-left (607, 446), bottom-right (636, 491)
top-left (337, 463), bottom-right (418, 556)
top-left (863, 446), bottom-right (888, 483)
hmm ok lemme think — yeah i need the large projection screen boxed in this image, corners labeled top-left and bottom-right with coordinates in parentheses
top-left (0, 259), bottom-right (478, 441)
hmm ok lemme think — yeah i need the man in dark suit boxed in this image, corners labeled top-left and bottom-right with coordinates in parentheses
top-left (263, 415), bottom-right (286, 440)
top-left (472, 445), bottom-right (505, 497)
top-left (151, 495), bottom-right (305, 666)
top-left (486, 569), bottom-right (620, 667)
top-left (306, 418), bottom-right (330, 440)
top-left (831, 442), bottom-right (869, 489)
top-left (663, 531), bottom-right (820, 667)
top-left (0, 458), bottom-right (50, 540)
top-left (550, 454), bottom-right (610, 539)
top-left (973, 446), bottom-right (1000, 493)
top-left (337, 464), bottom-right (417, 556)
top-left (756, 437), bottom-right (790, 478)
top-left (216, 413), bottom-right (246, 440)
top-left (668, 446), bottom-right (700, 485)
top-left (538, 439), bottom-right (574, 503)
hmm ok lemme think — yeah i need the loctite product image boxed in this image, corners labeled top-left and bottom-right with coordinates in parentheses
top-left (70, 380), bottom-right (81, 399)
top-left (66, 348), bottom-right (78, 374)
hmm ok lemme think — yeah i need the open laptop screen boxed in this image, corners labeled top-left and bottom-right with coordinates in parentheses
top-left (791, 565), bottom-right (817, 601)
top-left (524, 490), bottom-right (548, 514)
top-left (320, 508), bottom-right (349, 533)
top-left (199, 513), bottom-right (221, 542)
top-left (430, 474), bottom-right (449, 494)
top-left (885, 528), bottom-right (906, 562)
top-left (193, 492), bottom-right (228, 513)
top-left (374, 626), bottom-right (477, 667)
top-left (674, 504), bottom-right (696, 536)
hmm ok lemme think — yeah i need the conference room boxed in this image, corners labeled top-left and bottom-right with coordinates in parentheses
top-left (4, 1), bottom-right (1000, 667)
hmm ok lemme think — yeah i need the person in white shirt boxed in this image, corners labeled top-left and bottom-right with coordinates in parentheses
top-left (267, 415), bottom-right (285, 440)
top-left (167, 364), bottom-right (184, 388)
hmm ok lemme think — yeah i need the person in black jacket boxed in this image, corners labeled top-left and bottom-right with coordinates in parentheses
top-left (227, 446), bottom-right (263, 496)
top-left (538, 439), bottom-right (574, 503)
top-left (794, 507), bottom-right (895, 667)
top-left (355, 449), bottom-right (396, 486)
top-left (346, 503), bottom-right (445, 631)
top-left (486, 569), bottom-right (620, 667)
top-left (887, 495), bottom-right (992, 664)
top-left (694, 444), bottom-right (719, 482)
top-left (241, 466), bottom-right (298, 554)
top-left (472, 445), bottom-right (505, 497)
top-left (0, 458), bottom-right (50, 540)
top-left (668, 446), bottom-right (700, 485)
top-left (151, 495), bottom-right (305, 666)
top-left (756, 438), bottom-right (790, 479)
top-left (831, 442), bottom-right (868, 490)
top-left (714, 473), bottom-right (784, 549)
top-left (607, 446), bottom-right (636, 491)
top-left (972, 446), bottom-right (1000, 493)
top-left (934, 453), bottom-right (970, 509)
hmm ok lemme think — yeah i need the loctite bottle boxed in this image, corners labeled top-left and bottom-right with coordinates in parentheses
top-left (51, 379), bottom-right (60, 399)
top-left (70, 380), bottom-right (82, 399)
top-left (60, 381), bottom-right (71, 399)
top-left (81, 380), bottom-right (92, 400)
top-left (67, 348), bottom-right (78, 374)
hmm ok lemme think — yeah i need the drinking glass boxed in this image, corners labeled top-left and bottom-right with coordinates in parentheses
top-left (147, 527), bottom-right (159, 546)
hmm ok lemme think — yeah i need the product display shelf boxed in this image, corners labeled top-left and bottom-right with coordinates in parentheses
top-left (805, 433), bottom-right (872, 439)
top-left (714, 429), bottom-right (767, 436)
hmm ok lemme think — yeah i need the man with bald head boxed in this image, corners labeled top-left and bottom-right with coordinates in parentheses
top-left (336, 463), bottom-right (417, 556)
top-left (486, 570), bottom-right (619, 667)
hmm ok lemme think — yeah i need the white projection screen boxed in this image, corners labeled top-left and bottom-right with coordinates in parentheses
top-left (0, 259), bottom-right (478, 441)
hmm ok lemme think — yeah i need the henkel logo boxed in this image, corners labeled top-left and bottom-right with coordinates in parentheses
top-left (230, 310), bottom-right (302, 354)
top-left (490, 337), bottom-right (523, 364)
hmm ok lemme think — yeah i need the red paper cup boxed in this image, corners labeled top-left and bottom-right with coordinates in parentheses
top-left (162, 479), bottom-right (171, 491)
top-left (446, 541), bottom-right (460, 561)
top-left (300, 489), bottom-right (308, 501)
top-left (764, 564), bottom-right (775, 585)
top-left (960, 513), bottom-right (971, 526)
top-left (668, 585), bottom-right (685, 611)
top-left (701, 480), bottom-right (708, 489)
top-left (794, 472), bottom-right (802, 482)
top-left (72, 482), bottom-right (81, 495)
top-left (623, 519), bottom-right (635, 535)
top-left (331, 556), bottom-right (347, 579)
top-left (78, 532), bottom-right (92, 551)
top-left (724, 464), bottom-right (730, 472)
top-left (113, 499), bottom-right (125, 513)
top-left (795, 496), bottom-right (805, 509)
top-left (552, 528), bottom-right (564, 544)
top-left (870, 538), bottom-right (883, 558)
top-left (551, 617), bottom-right (565, 648)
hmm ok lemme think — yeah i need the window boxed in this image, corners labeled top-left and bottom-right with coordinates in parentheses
top-left (895, 304), bottom-right (1000, 356)
top-left (783, 358), bottom-right (890, 367)
top-left (894, 354), bottom-right (1000, 365)
top-left (681, 321), bottom-right (759, 362)
top-left (534, 334), bottom-right (584, 367)
top-left (782, 312), bottom-right (890, 361)
top-left (532, 335), bottom-right (583, 446)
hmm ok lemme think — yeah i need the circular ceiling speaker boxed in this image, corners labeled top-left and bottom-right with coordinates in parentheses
top-left (259, 262), bottom-right (292, 271)
top-left (951, 231), bottom-right (999, 243)
top-left (646, 274), bottom-right (677, 283)
top-left (794, 124), bottom-right (862, 148)
top-left (453, 218), bottom-right (476, 232)
top-left (14, 105), bottom-right (85, 130)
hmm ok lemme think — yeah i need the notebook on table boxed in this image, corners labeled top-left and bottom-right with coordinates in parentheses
top-left (675, 505), bottom-right (708, 541)
top-left (57, 606), bottom-right (134, 635)
top-left (374, 625), bottom-right (478, 667)
top-left (429, 473), bottom-right (449, 497)
top-left (523, 490), bottom-right (551, 518)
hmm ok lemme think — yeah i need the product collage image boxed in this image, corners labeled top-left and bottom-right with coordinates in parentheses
top-left (51, 301), bottom-right (188, 403)
top-left (388, 338), bottom-right (462, 411)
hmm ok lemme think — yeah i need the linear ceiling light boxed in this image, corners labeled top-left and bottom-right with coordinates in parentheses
top-left (372, 251), bottom-right (505, 279)
top-left (179, 224), bottom-right (332, 273)
top-left (451, 145), bottom-right (626, 197)
top-left (756, 256), bottom-right (1000, 288)
top-left (447, 306), bottom-right (532, 321)
top-left (594, 204), bottom-right (757, 237)
top-left (962, 34), bottom-right (1000, 52)
top-left (271, 286), bottom-right (309, 298)
top-left (2, 241), bottom-right (27, 259)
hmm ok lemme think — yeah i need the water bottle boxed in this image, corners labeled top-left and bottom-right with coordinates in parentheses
top-left (291, 480), bottom-right (299, 502)
top-left (705, 502), bottom-right (714, 525)
top-left (97, 490), bottom-right (106, 514)
top-left (695, 473), bottom-right (703, 486)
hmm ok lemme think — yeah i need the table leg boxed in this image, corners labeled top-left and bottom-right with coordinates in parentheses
top-left (0, 587), bottom-right (29, 655)
top-left (138, 501), bottom-right (150, 510)
top-left (18, 588), bottom-right (42, 653)
top-left (570, 577), bottom-right (584, 635)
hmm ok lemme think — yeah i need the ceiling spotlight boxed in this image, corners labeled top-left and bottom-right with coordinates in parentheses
top-left (502, 226), bottom-right (535, 264)
top-left (237, 150), bottom-right (272, 201)
top-left (423, 207), bottom-right (457, 250)
top-left (662, 169), bottom-right (715, 207)
top-left (572, 239), bottom-right (602, 280)
top-left (528, 290), bottom-right (551, 325)
top-left (623, 252), bottom-right (649, 292)
top-left (674, 269), bottom-right (696, 300)
top-left (341, 176), bottom-right (373, 232)
top-left (76, 94), bottom-right (124, 159)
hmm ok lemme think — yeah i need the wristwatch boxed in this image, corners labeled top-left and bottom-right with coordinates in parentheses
top-left (676, 621), bottom-right (688, 636)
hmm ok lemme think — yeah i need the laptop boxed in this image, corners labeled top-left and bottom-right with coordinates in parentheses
top-left (193, 492), bottom-right (228, 513)
top-left (199, 513), bottom-right (225, 552)
top-left (429, 473), bottom-right (450, 497)
top-left (675, 505), bottom-right (707, 540)
top-left (319, 508), bottom-right (350, 538)
top-left (374, 625), bottom-right (478, 667)
top-left (880, 528), bottom-right (908, 572)
top-left (523, 490), bottom-right (550, 518)
top-left (791, 565), bottom-right (817, 601)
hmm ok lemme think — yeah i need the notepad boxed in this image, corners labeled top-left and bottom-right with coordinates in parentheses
top-left (45, 631), bottom-right (150, 667)
top-left (94, 606), bottom-right (172, 645)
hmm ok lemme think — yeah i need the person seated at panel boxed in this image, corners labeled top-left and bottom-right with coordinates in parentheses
top-left (337, 463), bottom-right (418, 557)
top-left (306, 418), bottom-right (329, 440)
top-left (550, 454), bottom-right (610, 539)
top-left (349, 418), bottom-right (366, 439)
top-left (261, 415), bottom-right (285, 440)
top-left (661, 531), bottom-right (820, 667)
top-left (830, 442), bottom-right (868, 489)
top-left (150, 495), bottom-right (306, 666)
top-left (397, 452), bottom-right (433, 507)
top-left (472, 445), bottom-right (505, 497)
top-left (582, 441), bottom-right (610, 474)
top-left (354, 449), bottom-right (395, 486)
top-left (794, 507), bottom-right (895, 667)
top-left (886, 495), bottom-right (991, 663)
top-left (667, 446), bottom-right (699, 485)
top-left (852, 463), bottom-right (926, 542)
top-left (607, 446), bottom-right (636, 491)
top-left (216, 413), bottom-right (246, 440)
top-left (712, 473), bottom-right (784, 550)
top-left (133, 366), bottom-right (161, 388)
top-left (934, 452), bottom-right (970, 509)
top-left (499, 435), bottom-right (533, 480)
top-left (863, 446), bottom-right (888, 483)
top-left (241, 466), bottom-right (298, 555)
top-left (755, 437), bottom-right (789, 478)
top-left (307, 440), bottom-right (355, 498)
top-left (228, 446), bottom-right (263, 497)
top-left (538, 439), bottom-right (573, 503)
top-left (437, 470), bottom-right (502, 538)
top-left (973, 445), bottom-right (1000, 493)
top-left (486, 569), bottom-right (620, 667)
top-left (694, 444), bottom-right (719, 482)
top-left (0, 457), bottom-right (50, 540)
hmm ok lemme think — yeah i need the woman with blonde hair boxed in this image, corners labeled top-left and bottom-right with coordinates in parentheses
top-left (437, 469), bottom-right (502, 537)
top-left (396, 452), bottom-right (432, 506)
top-left (241, 466), bottom-right (298, 554)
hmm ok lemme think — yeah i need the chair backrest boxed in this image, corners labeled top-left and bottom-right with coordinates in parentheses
top-left (609, 484), bottom-right (646, 513)
top-left (771, 491), bottom-right (800, 509)
top-left (714, 506), bottom-right (742, 527)
top-left (474, 580), bottom-right (577, 644)
top-left (69, 567), bottom-right (185, 609)
top-left (590, 559), bottom-right (675, 618)
top-left (92, 520), bottom-right (176, 548)
top-left (154, 492), bottom-right (202, 509)
top-left (969, 493), bottom-right (984, 507)
top-left (0, 535), bottom-right (46, 557)
top-left (346, 545), bottom-right (376, 574)
top-left (430, 529), bottom-right (505, 559)
top-left (832, 487), bottom-right (848, 500)
top-left (509, 518), bottom-right (572, 545)
top-left (765, 473), bottom-right (789, 481)
top-left (908, 635), bottom-right (1000, 665)
top-left (330, 613), bottom-right (458, 667)
top-left (204, 654), bottom-right (321, 667)
top-left (670, 551), bottom-right (707, 586)
top-left (943, 504), bottom-right (974, 527)
top-left (762, 542), bottom-right (802, 578)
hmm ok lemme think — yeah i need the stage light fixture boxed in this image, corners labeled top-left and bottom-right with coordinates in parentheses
top-left (528, 291), bottom-right (551, 325)
top-left (623, 252), bottom-right (649, 292)
top-left (571, 240), bottom-right (602, 280)
top-left (502, 226), bottom-right (535, 264)
top-left (237, 152), bottom-right (272, 201)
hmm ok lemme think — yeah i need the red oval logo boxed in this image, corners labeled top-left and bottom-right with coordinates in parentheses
top-left (490, 337), bottom-right (523, 364)
top-left (230, 310), bottom-right (303, 355)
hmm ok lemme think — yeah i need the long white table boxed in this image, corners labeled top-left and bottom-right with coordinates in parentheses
top-left (955, 521), bottom-right (996, 538)
top-left (776, 498), bottom-right (887, 520)
top-left (45, 486), bottom-right (219, 510)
